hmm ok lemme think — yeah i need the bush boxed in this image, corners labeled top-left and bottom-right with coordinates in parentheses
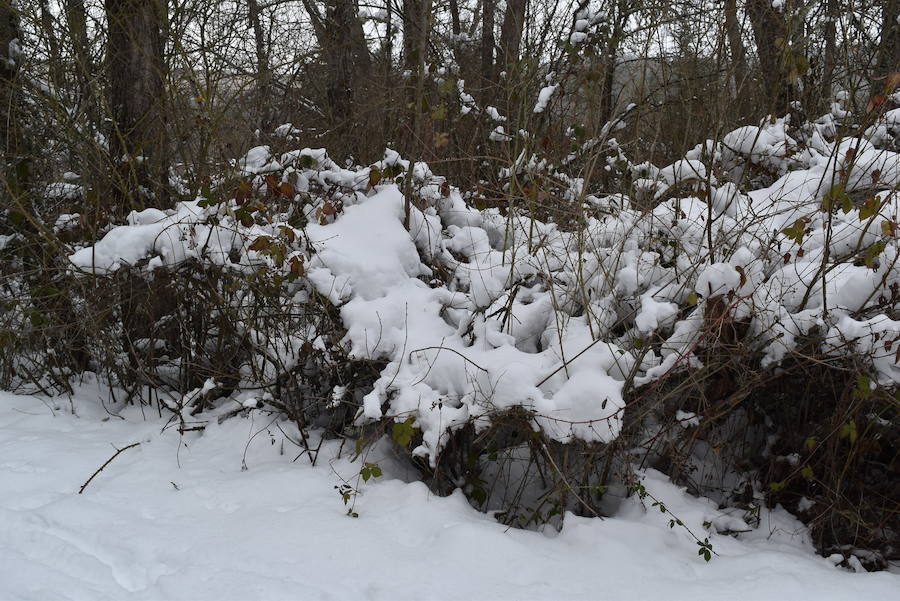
top-left (2, 97), bottom-right (898, 568)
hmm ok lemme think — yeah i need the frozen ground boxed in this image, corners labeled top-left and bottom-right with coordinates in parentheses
top-left (1, 388), bottom-right (898, 601)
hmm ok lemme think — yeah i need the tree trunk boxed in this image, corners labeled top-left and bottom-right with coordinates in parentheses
top-left (39, 1), bottom-right (65, 91)
top-left (302, 0), bottom-right (370, 146)
top-left (498, 0), bottom-right (526, 74)
top-left (65, 0), bottom-right (96, 120)
top-left (747, 0), bottom-right (794, 113)
top-left (724, 0), bottom-right (747, 95)
top-left (876, 0), bottom-right (899, 81)
top-left (820, 0), bottom-right (837, 104)
top-left (480, 0), bottom-right (495, 84)
top-left (105, 0), bottom-right (168, 208)
top-left (1, 0), bottom-right (21, 186)
top-left (247, 0), bottom-right (271, 131)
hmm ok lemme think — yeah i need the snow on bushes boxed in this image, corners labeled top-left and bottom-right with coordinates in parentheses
top-left (63, 111), bottom-right (900, 470)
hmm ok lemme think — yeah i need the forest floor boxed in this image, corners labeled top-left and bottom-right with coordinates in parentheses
top-left (1, 383), bottom-right (898, 601)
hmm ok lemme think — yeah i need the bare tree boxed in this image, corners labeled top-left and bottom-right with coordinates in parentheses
top-left (480, 0), bottom-right (495, 83)
top-left (65, 0), bottom-right (95, 119)
top-left (876, 0), bottom-right (899, 81)
top-left (1, 0), bottom-right (22, 191)
top-left (723, 0), bottom-right (747, 95)
top-left (247, 0), bottom-right (271, 130)
top-left (105, 0), bottom-right (168, 207)
top-left (303, 0), bottom-right (371, 143)
top-left (818, 0), bottom-right (837, 103)
top-left (38, 1), bottom-right (64, 91)
top-left (498, 0), bottom-right (527, 74)
top-left (747, 0), bottom-right (796, 113)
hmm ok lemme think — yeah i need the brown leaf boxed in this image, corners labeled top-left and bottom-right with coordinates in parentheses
top-left (264, 174), bottom-right (280, 195)
top-left (289, 255), bottom-right (305, 276)
top-left (279, 226), bottom-right (296, 243)
top-left (735, 265), bottom-right (747, 288)
top-left (234, 179), bottom-right (252, 205)
top-left (866, 94), bottom-right (886, 114)
top-left (248, 236), bottom-right (273, 252)
top-left (885, 72), bottom-right (900, 90)
top-left (368, 166), bottom-right (381, 189)
top-left (277, 181), bottom-right (295, 197)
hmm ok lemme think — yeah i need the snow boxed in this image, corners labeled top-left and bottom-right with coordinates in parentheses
top-left (489, 126), bottom-right (512, 142)
top-left (533, 84), bottom-right (558, 114)
top-left (237, 145), bottom-right (282, 175)
top-left (306, 188), bottom-right (428, 301)
top-left (2, 389), bottom-right (898, 601)
top-left (62, 115), bottom-right (900, 471)
top-left (485, 106), bottom-right (505, 122)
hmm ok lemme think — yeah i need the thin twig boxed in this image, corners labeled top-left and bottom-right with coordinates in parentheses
top-left (78, 442), bottom-right (141, 494)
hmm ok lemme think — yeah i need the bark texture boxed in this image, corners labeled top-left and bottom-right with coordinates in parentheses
top-left (105, 0), bottom-right (168, 206)
top-left (747, 0), bottom-right (795, 113)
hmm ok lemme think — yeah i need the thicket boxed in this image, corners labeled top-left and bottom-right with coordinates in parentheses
top-left (1, 0), bottom-right (898, 570)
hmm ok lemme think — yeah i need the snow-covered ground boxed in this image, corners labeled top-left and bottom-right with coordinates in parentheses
top-left (2, 387), bottom-right (898, 601)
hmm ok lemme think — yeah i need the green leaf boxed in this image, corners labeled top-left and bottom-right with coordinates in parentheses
top-left (859, 196), bottom-right (880, 221)
top-left (781, 219), bottom-right (807, 245)
top-left (469, 486), bottom-right (487, 506)
top-left (431, 104), bottom-right (447, 120)
top-left (392, 417), bottom-right (417, 447)
top-left (839, 421), bottom-right (858, 444)
top-left (769, 480), bottom-right (786, 492)
top-left (823, 184), bottom-right (849, 213)
top-left (687, 292), bottom-right (699, 306)
top-left (800, 465), bottom-right (814, 480)
top-left (863, 241), bottom-right (886, 268)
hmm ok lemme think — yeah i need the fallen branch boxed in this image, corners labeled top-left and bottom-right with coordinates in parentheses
top-left (78, 442), bottom-right (141, 494)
